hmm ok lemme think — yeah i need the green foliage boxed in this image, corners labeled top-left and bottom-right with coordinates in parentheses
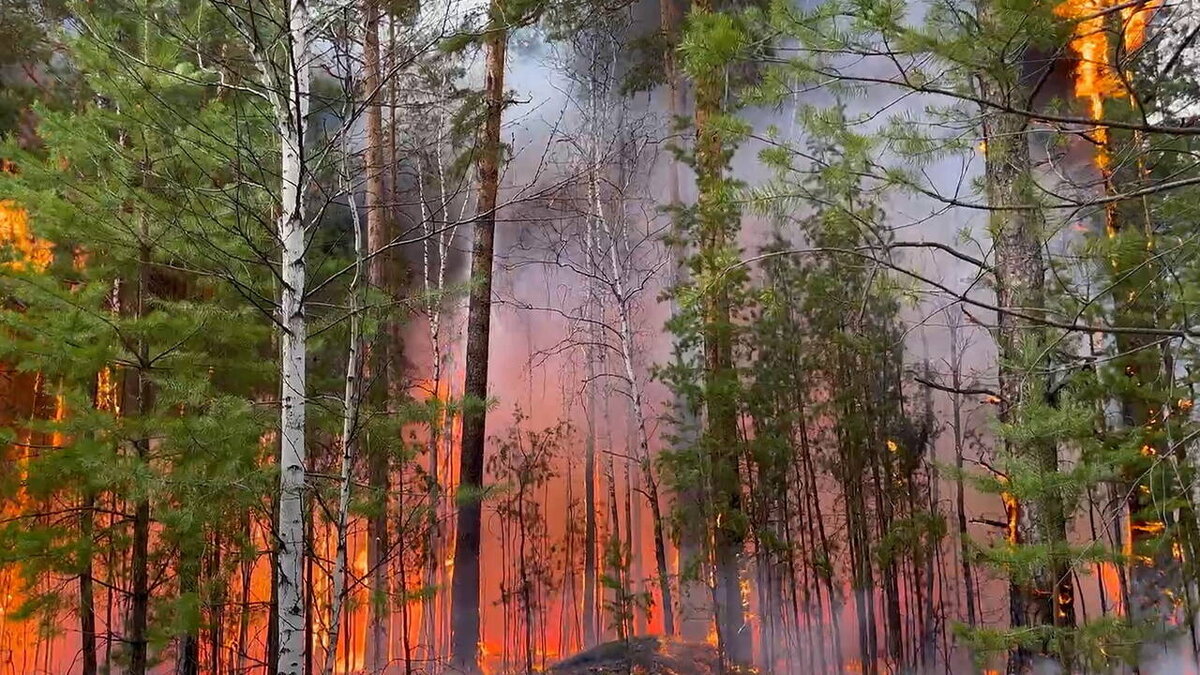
top-left (0, 0), bottom-right (277, 656)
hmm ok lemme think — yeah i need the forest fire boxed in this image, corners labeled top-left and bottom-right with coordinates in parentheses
top-left (6, 0), bottom-right (1200, 672)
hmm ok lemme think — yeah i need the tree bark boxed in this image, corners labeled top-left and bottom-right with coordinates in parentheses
top-left (450, 2), bottom-right (506, 670)
top-left (361, 1), bottom-right (393, 670)
top-left (977, 67), bottom-right (1074, 672)
top-left (79, 491), bottom-right (97, 675)
top-left (177, 550), bottom-right (201, 675)
top-left (274, 1), bottom-right (311, 672)
top-left (583, 294), bottom-right (599, 649)
top-left (600, 203), bottom-right (675, 638)
top-left (692, 0), bottom-right (750, 667)
top-left (324, 83), bottom-right (366, 674)
top-left (948, 309), bottom-right (978, 628)
top-left (122, 199), bottom-right (154, 675)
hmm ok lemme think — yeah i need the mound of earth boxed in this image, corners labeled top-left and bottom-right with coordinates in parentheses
top-left (548, 637), bottom-right (720, 674)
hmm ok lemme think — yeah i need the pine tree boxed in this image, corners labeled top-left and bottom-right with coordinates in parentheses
top-left (659, 2), bottom-right (759, 669)
top-left (0, 3), bottom-right (276, 671)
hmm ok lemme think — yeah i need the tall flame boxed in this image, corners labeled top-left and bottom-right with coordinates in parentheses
top-left (1055, 0), bottom-right (1161, 174)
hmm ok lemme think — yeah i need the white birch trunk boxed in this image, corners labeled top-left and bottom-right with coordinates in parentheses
top-left (596, 150), bottom-right (677, 636)
top-left (324, 73), bottom-right (366, 675)
top-left (276, 0), bottom-right (311, 671)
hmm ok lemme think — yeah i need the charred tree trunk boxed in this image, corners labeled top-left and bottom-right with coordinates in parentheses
top-left (450, 2), bottom-right (507, 670)
top-left (177, 548), bottom-right (201, 675)
top-left (583, 321), bottom-right (600, 648)
top-left (582, 129), bottom-right (601, 651)
top-left (80, 491), bottom-right (97, 675)
top-left (123, 211), bottom-right (153, 675)
top-left (605, 440), bottom-right (627, 642)
top-left (207, 539), bottom-right (223, 675)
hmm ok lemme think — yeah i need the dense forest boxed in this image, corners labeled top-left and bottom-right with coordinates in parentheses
top-left (2, 0), bottom-right (1200, 672)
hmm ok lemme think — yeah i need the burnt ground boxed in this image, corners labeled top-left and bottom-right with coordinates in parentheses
top-left (548, 637), bottom-right (720, 674)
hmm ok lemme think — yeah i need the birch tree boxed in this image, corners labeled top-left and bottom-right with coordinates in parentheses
top-left (270, 1), bottom-right (312, 670)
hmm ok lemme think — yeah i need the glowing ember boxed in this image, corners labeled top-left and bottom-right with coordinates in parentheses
top-left (96, 368), bottom-right (119, 413)
top-left (1131, 520), bottom-right (1166, 536)
top-left (996, 476), bottom-right (1020, 545)
top-left (1097, 562), bottom-right (1125, 614)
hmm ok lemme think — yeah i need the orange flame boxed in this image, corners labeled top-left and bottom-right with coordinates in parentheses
top-left (0, 201), bottom-right (52, 272)
top-left (1097, 562), bottom-right (1125, 614)
top-left (996, 475), bottom-right (1020, 545)
top-left (1055, 0), bottom-right (1161, 174)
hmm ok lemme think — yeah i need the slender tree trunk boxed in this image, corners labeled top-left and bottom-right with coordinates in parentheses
top-left (583, 330), bottom-right (599, 648)
top-left (79, 491), bottom-right (97, 675)
top-left (606, 440), bottom-right (627, 641)
top-left (268, 519), bottom-right (280, 674)
top-left (518, 482), bottom-right (535, 675)
top-left (977, 63), bottom-right (1073, 671)
top-left (623, 456), bottom-right (638, 634)
top-left (361, 1), bottom-right (394, 670)
top-left (692, 0), bottom-right (750, 667)
top-left (661, 0), bottom-right (708, 644)
top-left (177, 551), bottom-right (201, 675)
top-left (947, 309), bottom-right (978, 628)
top-left (208, 541), bottom-right (223, 675)
top-left (324, 102), bottom-right (366, 675)
top-left (124, 228), bottom-right (153, 675)
top-left (581, 124), bottom-right (601, 653)
top-left (274, 1), bottom-right (312, 672)
top-left (607, 242), bottom-right (675, 638)
top-left (593, 126), bottom-right (676, 635)
top-left (450, 2), bottom-right (506, 670)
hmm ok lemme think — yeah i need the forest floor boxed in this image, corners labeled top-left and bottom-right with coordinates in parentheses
top-left (548, 637), bottom-right (720, 674)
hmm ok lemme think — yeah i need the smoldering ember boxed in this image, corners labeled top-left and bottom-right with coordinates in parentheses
top-left (6, 0), bottom-right (1200, 673)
